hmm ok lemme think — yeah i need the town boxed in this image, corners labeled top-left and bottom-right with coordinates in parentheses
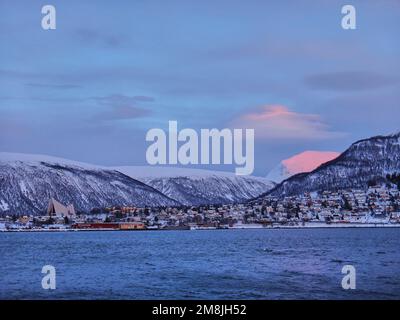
top-left (1, 184), bottom-right (400, 232)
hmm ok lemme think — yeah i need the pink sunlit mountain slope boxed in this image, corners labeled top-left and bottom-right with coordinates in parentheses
top-left (266, 151), bottom-right (340, 183)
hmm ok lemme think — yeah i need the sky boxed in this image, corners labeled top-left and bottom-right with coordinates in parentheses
top-left (0, 0), bottom-right (399, 176)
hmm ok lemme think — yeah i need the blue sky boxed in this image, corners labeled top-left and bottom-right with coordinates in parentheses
top-left (0, 0), bottom-right (399, 175)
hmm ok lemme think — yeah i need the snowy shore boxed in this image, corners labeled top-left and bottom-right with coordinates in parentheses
top-left (2, 222), bottom-right (400, 232)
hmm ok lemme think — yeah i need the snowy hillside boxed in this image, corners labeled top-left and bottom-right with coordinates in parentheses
top-left (0, 153), bottom-right (275, 214)
top-left (260, 132), bottom-right (400, 198)
top-left (114, 166), bottom-right (275, 206)
top-left (0, 153), bottom-right (179, 215)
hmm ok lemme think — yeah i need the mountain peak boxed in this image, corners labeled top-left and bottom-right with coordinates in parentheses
top-left (0, 152), bottom-right (105, 170)
top-left (266, 150), bottom-right (340, 183)
top-left (0, 152), bottom-right (275, 213)
top-left (264, 132), bottom-right (400, 198)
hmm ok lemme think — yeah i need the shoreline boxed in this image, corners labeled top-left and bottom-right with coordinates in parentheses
top-left (2, 223), bottom-right (400, 232)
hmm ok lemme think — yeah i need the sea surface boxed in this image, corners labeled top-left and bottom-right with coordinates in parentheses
top-left (0, 228), bottom-right (399, 300)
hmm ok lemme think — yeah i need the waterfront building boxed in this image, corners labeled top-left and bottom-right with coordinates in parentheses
top-left (47, 198), bottom-right (76, 218)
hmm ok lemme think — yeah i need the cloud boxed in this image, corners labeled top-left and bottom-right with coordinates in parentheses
top-left (319, 90), bottom-right (400, 137)
top-left (206, 39), bottom-right (356, 62)
top-left (91, 94), bottom-right (153, 121)
top-left (25, 83), bottom-right (82, 90)
top-left (91, 94), bottom-right (154, 106)
top-left (74, 28), bottom-right (127, 48)
top-left (231, 105), bottom-right (344, 140)
top-left (305, 71), bottom-right (399, 91)
top-left (93, 105), bottom-right (150, 121)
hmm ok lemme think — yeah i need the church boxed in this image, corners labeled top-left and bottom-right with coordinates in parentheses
top-left (47, 198), bottom-right (76, 218)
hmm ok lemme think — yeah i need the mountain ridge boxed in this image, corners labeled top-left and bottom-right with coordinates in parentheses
top-left (0, 153), bottom-right (180, 214)
top-left (255, 132), bottom-right (400, 199)
top-left (0, 152), bottom-right (275, 214)
top-left (114, 166), bottom-right (275, 206)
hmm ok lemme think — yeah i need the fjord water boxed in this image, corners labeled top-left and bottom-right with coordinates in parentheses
top-left (1, 229), bottom-right (399, 299)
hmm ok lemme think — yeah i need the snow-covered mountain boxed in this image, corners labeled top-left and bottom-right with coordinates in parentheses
top-left (0, 153), bottom-right (275, 214)
top-left (261, 132), bottom-right (400, 198)
top-left (0, 153), bottom-right (179, 215)
top-left (266, 151), bottom-right (340, 183)
top-left (114, 166), bottom-right (275, 206)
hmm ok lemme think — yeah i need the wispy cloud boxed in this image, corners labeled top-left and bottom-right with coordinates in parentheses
top-left (91, 94), bottom-right (153, 121)
top-left (91, 94), bottom-right (154, 106)
top-left (74, 28), bottom-right (127, 48)
top-left (93, 105), bottom-right (150, 121)
top-left (305, 71), bottom-right (399, 91)
top-left (25, 83), bottom-right (82, 90)
top-left (231, 105), bottom-right (345, 140)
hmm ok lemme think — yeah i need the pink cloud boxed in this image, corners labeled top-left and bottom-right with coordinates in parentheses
top-left (231, 104), bottom-right (344, 140)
